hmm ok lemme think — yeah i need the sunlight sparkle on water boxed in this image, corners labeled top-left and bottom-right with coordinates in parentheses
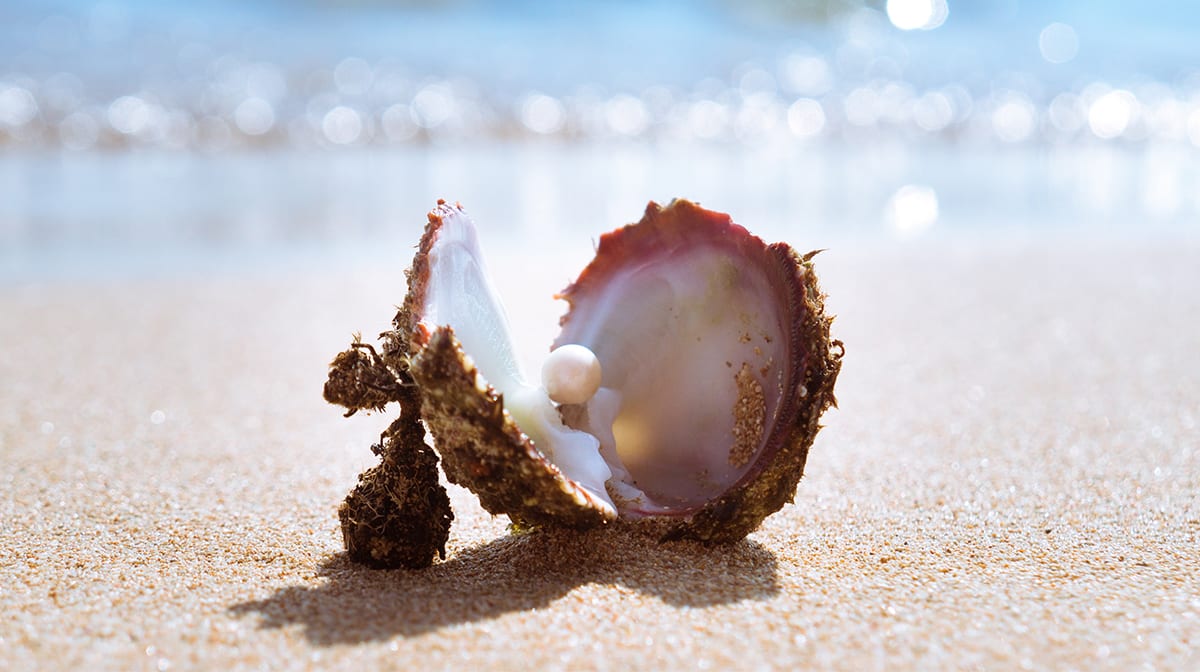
top-left (886, 0), bottom-right (948, 31)
top-left (0, 3), bottom-right (1196, 155)
top-left (887, 185), bottom-right (939, 236)
top-left (0, 86), bottom-right (38, 127)
top-left (912, 91), bottom-right (955, 131)
top-left (412, 85), bottom-right (454, 129)
top-left (992, 94), bottom-right (1038, 143)
top-left (1039, 23), bottom-right (1079, 64)
top-left (521, 93), bottom-right (566, 134)
top-left (234, 98), bottom-right (275, 136)
top-left (1088, 90), bottom-right (1137, 139)
top-left (606, 94), bottom-right (651, 136)
top-left (322, 105), bottom-right (363, 145)
top-left (787, 98), bottom-right (825, 138)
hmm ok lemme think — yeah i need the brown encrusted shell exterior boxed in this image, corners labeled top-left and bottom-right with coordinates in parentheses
top-left (556, 199), bottom-right (843, 543)
top-left (399, 201), bottom-right (615, 529)
top-left (410, 327), bottom-right (614, 528)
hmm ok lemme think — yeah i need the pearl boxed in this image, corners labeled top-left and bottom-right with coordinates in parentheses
top-left (541, 344), bottom-right (603, 405)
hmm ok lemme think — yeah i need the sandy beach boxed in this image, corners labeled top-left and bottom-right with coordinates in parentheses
top-left (2, 234), bottom-right (1197, 670)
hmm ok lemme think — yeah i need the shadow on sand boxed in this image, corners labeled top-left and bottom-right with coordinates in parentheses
top-left (230, 526), bottom-right (780, 645)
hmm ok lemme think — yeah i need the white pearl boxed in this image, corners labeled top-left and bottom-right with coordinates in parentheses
top-left (541, 344), bottom-right (603, 405)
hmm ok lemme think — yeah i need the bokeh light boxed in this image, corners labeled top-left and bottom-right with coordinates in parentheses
top-left (992, 94), bottom-right (1038, 143)
top-left (606, 95), bottom-right (650, 137)
top-left (1039, 23), bottom-right (1080, 64)
top-left (0, 86), bottom-right (40, 127)
top-left (1088, 90), bottom-right (1138, 139)
top-left (234, 98), bottom-right (275, 136)
top-left (886, 0), bottom-right (949, 31)
top-left (0, 0), bottom-right (1196, 251)
top-left (521, 94), bottom-right (566, 135)
top-left (787, 98), bottom-right (826, 138)
top-left (886, 185), bottom-right (939, 236)
top-left (322, 106), bottom-right (363, 145)
top-left (912, 91), bottom-right (954, 132)
top-left (0, 6), bottom-right (1193, 154)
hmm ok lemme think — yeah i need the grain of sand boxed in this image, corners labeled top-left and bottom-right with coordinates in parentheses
top-left (2, 236), bottom-right (1197, 670)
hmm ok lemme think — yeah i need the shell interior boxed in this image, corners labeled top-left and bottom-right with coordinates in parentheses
top-left (554, 224), bottom-right (787, 515)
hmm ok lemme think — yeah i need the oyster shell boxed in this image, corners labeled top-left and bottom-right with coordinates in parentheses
top-left (403, 198), bottom-right (841, 543)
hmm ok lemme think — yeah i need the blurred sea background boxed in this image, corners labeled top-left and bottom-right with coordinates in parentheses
top-left (8, 5), bottom-right (1200, 669)
top-left (1, 0), bottom-right (1198, 279)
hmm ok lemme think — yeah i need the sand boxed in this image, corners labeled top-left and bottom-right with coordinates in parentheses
top-left (2, 235), bottom-right (1197, 671)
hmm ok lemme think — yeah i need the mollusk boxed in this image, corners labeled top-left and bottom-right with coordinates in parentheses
top-left (400, 199), bottom-right (841, 543)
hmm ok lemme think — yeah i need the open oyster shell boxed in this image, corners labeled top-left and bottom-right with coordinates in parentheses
top-left (402, 199), bottom-right (841, 543)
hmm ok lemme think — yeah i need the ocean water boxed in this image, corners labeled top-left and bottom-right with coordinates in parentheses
top-left (2, 0), bottom-right (1198, 278)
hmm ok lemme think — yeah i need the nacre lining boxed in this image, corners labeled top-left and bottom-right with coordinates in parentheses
top-left (556, 243), bottom-right (787, 515)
